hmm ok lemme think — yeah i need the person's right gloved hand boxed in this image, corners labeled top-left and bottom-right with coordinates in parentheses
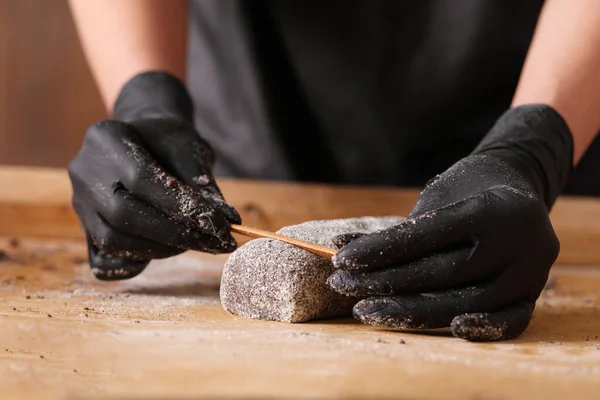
top-left (68, 71), bottom-right (241, 281)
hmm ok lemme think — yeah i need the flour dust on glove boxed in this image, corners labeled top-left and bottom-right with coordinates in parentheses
top-left (328, 104), bottom-right (573, 341)
top-left (68, 71), bottom-right (240, 281)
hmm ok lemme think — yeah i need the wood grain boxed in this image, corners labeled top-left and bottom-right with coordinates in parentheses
top-left (1, 166), bottom-right (600, 265)
top-left (0, 0), bottom-right (105, 167)
top-left (1, 237), bottom-right (600, 400)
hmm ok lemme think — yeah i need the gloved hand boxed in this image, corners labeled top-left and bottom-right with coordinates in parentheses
top-left (68, 71), bottom-right (240, 281)
top-left (328, 104), bottom-right (573, 341)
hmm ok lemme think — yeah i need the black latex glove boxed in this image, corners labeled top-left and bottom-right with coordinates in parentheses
top-left (68, 71), bottom-right (240, 281)
top-left (328, 104), bottom-right (573, 341)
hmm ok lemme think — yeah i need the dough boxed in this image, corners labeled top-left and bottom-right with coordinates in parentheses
top-left (220, 216), bottom-right (404, 323)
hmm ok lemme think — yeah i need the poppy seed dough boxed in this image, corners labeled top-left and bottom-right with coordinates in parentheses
top-left (220, 216), bottom-right (405, 323)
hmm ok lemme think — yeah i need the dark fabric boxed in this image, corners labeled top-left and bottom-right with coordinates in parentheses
top-left (186, 0), bottom-right (600, 195)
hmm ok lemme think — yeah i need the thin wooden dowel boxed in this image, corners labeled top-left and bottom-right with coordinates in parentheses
top-left (230, 224), bottom-right (338, 260)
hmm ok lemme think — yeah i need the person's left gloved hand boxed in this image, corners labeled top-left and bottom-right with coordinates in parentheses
top-left (328, 104), bottom-right (573, 341)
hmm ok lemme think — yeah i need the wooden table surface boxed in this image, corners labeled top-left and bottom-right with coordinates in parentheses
top-left (1, 167), bottom-right (600, 399)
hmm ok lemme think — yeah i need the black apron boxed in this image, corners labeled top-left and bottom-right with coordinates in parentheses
top-left (186, 0), bottom-right (600, 196)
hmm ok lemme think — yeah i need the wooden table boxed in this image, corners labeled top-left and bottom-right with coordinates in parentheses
top-left (1, 167), bottom-right (600, 399)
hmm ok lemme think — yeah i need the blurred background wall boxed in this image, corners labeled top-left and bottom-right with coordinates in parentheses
top-left (0, 0), bottom-right (105, 167)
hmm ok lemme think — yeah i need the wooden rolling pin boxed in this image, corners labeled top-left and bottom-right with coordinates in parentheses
top-left (230, 224), bottom-right (338, 260)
